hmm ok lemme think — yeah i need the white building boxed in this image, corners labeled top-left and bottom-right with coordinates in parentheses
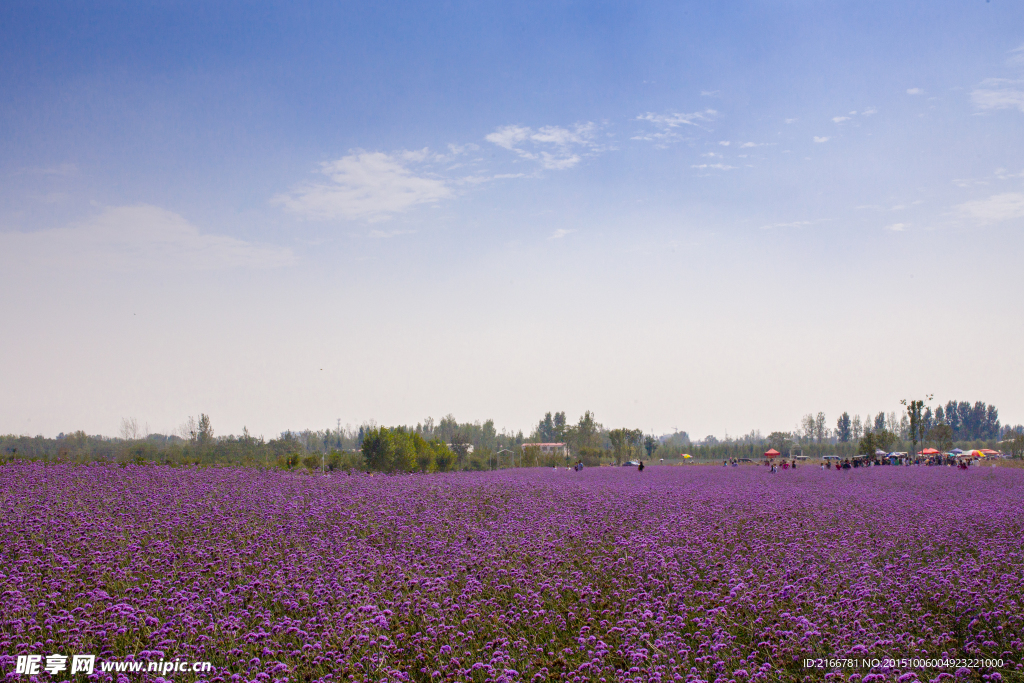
top-left (523, 442), bottom-right (568, 456)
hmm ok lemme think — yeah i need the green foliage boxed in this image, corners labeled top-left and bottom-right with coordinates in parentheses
top-left (859, 429), bottom-right (897, 455)
top-left (902, 396), bottom-right (932, 456)
top-left (360, 427), bottom-right (456, 473)
top-left (577, 447), bottom-right (609, 466)
top-left (767, 431), bottom-right (794, 454)
top-left (277, 453), bottom-right (300, 469)
top-left (1006, 431), bottom-right (1024, 459)
top-left (836, 412), bottom-right (852, 443)
top-left (607, 428), bottom-right (643, 464)
top-left (433, 441), bottom-right (456, 472)
top-left (928, 423), bottom-right (954, 452)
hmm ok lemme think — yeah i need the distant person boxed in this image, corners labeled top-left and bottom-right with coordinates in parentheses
top-left (638, 461), bottom-right (644, 472)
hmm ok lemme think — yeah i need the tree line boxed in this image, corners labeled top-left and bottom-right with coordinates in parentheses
top-left (3, 400), bottom-right (1021, 471)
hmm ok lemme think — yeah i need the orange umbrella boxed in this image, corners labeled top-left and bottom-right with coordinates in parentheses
top-left (764, 449), bottom-right (780, 458)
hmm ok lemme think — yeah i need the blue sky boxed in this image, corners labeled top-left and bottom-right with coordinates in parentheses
top-left (2, 1), bottom-right (1023, 439)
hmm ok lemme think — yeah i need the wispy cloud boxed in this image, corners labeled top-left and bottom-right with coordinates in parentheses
top-left (486, 122), bottom-right (601, 170)
top-left (971, 79), bottom-right (1024, 113)
top-left (272, 151), bottom-right (453, 222)
top-left (691, 163), bottom-right (736, 171)
top-left (832, 116), bottom-right (850, 123)
top-left (1008, 43), bottom-right (1024, 67)
top-left (632, 110), bottom-right (716, 146)
top-left (0, 205), bottom-right (295, 271)
top-left (956, 192), bottom-right (1024, 224)
top-left (813, 136), bottom-right (830, 143)
top-left (886, 223), bottom-right (907, 232)
top-left (907, 88), bottom-right (924, 95)
top-left (10, 162), bottom-right (78, 178)
top-left (549, 228), bottom-right (575, 240)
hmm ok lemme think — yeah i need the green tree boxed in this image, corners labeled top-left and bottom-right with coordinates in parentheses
top-left (449, 431), bottom-right (471, 467)
top-left (607, 429), bottom-right (629, 464)
top-left (901, 395), bottom-right (932, 457)
top-left (836, 412), bottom-right (852, 442)
top-left (1008, 432), bottom-right (1024, 459)
top-left (361, 427), bottom-right (418, 473)
top-left (644, 434), bottom-right (657, 459)
top-left (814, 412), bottom-right (828, 443)
top-left (927, 423), bottom-right (954, 452)
top-left (874, 429), bottom-right (897, 453)
top-left (432, 441), bottom-right (456, 471)
top-left (767, 431), bottom-right (793, 454)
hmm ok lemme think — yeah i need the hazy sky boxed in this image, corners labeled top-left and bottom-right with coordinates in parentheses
top-left (2, 2), bottom-right (1022, 440)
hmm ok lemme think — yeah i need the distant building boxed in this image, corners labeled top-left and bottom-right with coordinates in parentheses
top-left (522, 442), bottom-right (568, 456)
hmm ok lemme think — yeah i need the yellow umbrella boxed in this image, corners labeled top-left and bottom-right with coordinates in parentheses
top-left (682, 454), bottom-right (692, 459)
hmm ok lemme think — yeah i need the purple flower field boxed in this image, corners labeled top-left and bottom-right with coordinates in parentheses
top-left (1, 464), bottom-right (1022, 683)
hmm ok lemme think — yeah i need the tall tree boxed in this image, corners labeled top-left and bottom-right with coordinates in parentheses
top-left (644, 434), bottom-right (657, 459)
top-left (836, 412), bottom-right (852, 442)
top-left (928, 423), bottom-right (954, 452)
top-left (901, 395), bottom-right (931, 458)
top-left (607, 429), bottom-right (629, 464)
top-left (814, 412), bottom-right (828, 443)
top-left (767, 431), bottom-right (793, 454)
top-left (553, 412), bottom-right (567, 441)
top-left (801, 414), bottom-right (816, 442)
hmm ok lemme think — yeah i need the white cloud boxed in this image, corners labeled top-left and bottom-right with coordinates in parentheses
top-left (740, 142), bottom-right (759, 148)
top-left (971, 79), bottom-right (1024, 113)
top-left (272, 151), bottom-right (453, 222)
top-left (691, 163), bottom-right (736, 171)
top-left (813, 136), bottom-right (830, 143)
top-left (486, 122), bottom-right (600, 169)
top-left (718, 141), bottom-right (731, 146)
top-left (886, 223), bottom-right (907, 231)
top-left (862, 107), bottom-right (878, 116)
top-left (0, 205), bottom-right (295, 271)
top-left (832, 116), bottom-right (850, 123)
top-left (956, 192), bottom-right (1024, 224)
top-left (446, 142), bottom-right (480, 156)
top-left (907, 88), bottom-right (924, 95)
top-left (700, 90), bottom-right (721, 97)
top-left (549, 228), bottom-right (575, 240)
top-left (1008, 44), bottom-right (1024, 67)
top-left (633, 110), bottom-right (716, 146)
top-left (784, 118), bottom-right (798, 124)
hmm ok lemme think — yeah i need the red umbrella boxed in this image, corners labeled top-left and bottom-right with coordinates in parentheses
top-left (919, 448), bottom-right (940, 455)
top-left (764, 449), bottom-right (780, 458)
